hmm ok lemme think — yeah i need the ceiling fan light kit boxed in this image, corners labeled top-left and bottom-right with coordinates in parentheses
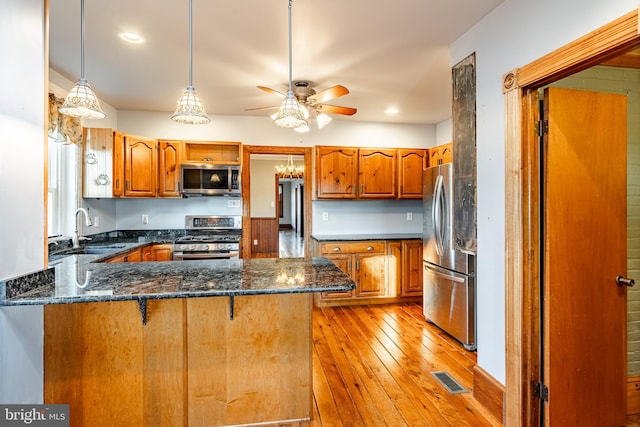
top-left (171, 0), bottom-right (211, 125)
top-left (59, 0), bottom-right (106, 120)
top-left (273, 0), bottom-right (308, 130)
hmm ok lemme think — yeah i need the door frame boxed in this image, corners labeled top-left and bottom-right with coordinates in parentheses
top-left (241, 146), bottom-right (313, 259)
top-left (503, 8), bottom-right (640, 426)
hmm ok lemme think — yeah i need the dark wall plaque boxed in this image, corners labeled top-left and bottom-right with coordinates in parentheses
top-left (452, 53), bottom-right (477, 253)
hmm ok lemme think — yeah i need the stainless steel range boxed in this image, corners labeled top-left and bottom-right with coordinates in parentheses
top-left (173, 215), bottom-right (242, 260)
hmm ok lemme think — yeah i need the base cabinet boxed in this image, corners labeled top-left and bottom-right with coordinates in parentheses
top-left (314, 239), bottom-right (422, 306)
top-left (44, 294), bottom-right (312, 427)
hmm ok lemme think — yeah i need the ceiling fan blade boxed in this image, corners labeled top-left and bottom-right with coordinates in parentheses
top-left (316, 104), bottom-right (357, 116)
top-left (257, 86), bottom-right (285, 98)
top-left (244, 105), bottom-right (279, 112)
top-left (307, 85), bottom-right (349, 104)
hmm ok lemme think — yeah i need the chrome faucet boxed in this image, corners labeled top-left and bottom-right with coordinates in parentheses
top-left (73, 208), bottom-right (93, 248)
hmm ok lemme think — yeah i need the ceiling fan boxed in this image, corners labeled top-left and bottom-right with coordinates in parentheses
top-left (245, 81), bottom-right (357, 130)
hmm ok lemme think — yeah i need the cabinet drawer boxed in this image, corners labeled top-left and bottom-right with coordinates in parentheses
top-left (320, 241), bottom-right (385, 255)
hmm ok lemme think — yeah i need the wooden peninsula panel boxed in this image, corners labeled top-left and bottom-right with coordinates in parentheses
top-left (44, 294), bottom-right (312, 427)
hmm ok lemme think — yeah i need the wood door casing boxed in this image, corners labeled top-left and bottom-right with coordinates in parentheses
top-left (543, 87), bottom-right (627, 426)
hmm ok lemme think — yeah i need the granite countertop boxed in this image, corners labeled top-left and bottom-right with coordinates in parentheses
top-left (0, 245), bottom-right (356, 306)
top-left (311, 233), bottom-right (422, 241)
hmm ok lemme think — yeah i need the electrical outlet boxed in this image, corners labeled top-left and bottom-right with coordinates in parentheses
top-left (93, 216), bottom-right (100, 227)
top-left (407, 212), bottom-right (413, 221)
top-left (228, 199), bottom-right (240, 208)
top-left (142, 214), bottom-right (149, 224)
top-left (322, 212), bottom-right (329, 221)
top-left (253, 239), bottom-right (258, 245)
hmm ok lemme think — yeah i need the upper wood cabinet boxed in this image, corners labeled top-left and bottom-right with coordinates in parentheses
top-left (429, 142), bottom-right (453, 166)
top-left (183, 141), bottom-right (241, 164)
top-left (316, 146), bottom-right (426, 199)
top-left (315, 146), bottom-right (358, 199)
top-left (158, 140), bottom-right (183, 198)
top-left (124, 135), bottom-right (158, 198)
top-left (397, 149), bottom-right (427, 199)
top-left (358, 148), bottom-right (397, 199)
top-left (82, 128), bottom-right (124, 198)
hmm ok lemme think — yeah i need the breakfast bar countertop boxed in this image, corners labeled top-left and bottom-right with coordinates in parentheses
top-left (0, 255), bottom-right (356, 306)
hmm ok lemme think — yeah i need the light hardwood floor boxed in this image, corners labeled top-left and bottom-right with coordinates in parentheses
top-left (308, 303), bottom-right (502, 427)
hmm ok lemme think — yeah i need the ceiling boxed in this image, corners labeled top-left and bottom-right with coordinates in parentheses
top-left (49, 0), bottom-right (503, 125)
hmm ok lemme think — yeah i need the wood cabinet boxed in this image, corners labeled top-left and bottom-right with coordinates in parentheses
top-left (358, 148), bottom-right (397, 198)
top-left (315, 146), bottom-right (358, 198)
top-left (398, 149), bottom-right (427, 199)
top-left (314, 238), bottom-right (422, 306)
top-left (157, 140), bottom-right (183, 197)
top-left (106, 247), bottom-right (142, 263)
top-left (124, 135), bottom-right (157, 198)
top-left (183, 141), bottom-right (241, 164)
top-left (429, 142), bottom-right (453, 166)
top-left (315, 241), bottom-right (387, 305)
top-left (150, 244), bottom-right (173, 261)
top-left (401, 240), bottom-right (423, 296)
top-left (316, 146), bottom-right (425, 199)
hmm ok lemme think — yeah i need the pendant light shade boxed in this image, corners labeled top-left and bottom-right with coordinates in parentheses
top-left (273, 0), bottom-right (307, 129)
top-left (172, 0), bottom-right (210, 124)
top-left (59, 0), bottom-right (105, 119)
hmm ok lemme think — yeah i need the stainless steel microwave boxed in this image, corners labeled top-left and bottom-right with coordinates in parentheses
top-left (180, 164), bottom-right (241, 196)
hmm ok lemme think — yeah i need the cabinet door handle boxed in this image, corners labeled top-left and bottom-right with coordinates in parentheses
top-left (333, 247), bottom-right (342, 252)
top-left (356, 260), bottom-right (360, 271)
top-left (367, 246), bottom-right (374, 251)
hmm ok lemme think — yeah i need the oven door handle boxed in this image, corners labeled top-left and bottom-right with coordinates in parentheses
top-left (174, 252), bottom-right (239, 260)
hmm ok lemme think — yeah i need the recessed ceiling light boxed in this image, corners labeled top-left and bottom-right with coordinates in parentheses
top-left (119, 32), bottom-right (144, 44)
top-left (385, 106), bottom-right (399, 115)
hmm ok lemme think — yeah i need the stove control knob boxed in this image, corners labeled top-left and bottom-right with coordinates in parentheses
top-left (179, 245), bottom-right (187, 250)
top-left (188, 244), bottom-right (194, 250)
top-left (203, 245), bottom-right (209, 251)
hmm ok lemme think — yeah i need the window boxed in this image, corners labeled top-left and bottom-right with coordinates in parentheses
top-left (48, 138), bottom-right (78, 238)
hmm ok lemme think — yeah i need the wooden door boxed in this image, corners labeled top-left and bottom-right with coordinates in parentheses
top-left (543, 87), bottom-right (627, 426)
top-left (315, 146), bottom-right (358, 199)
top-left (358, 148), bottom-right (397, 198)
top-left (158, 140), bottom-right (182, 197)
top-left (124, 135), bottom-right (157, 197)
top-left (398, 149), bottom-right (427, 199)
top-left (320, 255), bottom-right (354, 299)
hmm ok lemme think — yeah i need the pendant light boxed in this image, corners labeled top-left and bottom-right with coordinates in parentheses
top-left (171, 0), bottom-right (211, 124)
top-left (273, 0), bottom-right (307, 129)
top-left (59, 0), bottom-right (106, 120)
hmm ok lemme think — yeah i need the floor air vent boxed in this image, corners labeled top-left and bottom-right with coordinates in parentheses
top-left (431, 371), bottom-right (468, 394)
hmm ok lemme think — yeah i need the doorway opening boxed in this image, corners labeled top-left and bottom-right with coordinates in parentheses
top-left (241, 146), bottom-right (312, 259)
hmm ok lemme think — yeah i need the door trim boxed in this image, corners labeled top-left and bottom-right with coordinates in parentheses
top-left (241, 146), bottom-right (313, 259)
top-left (504, 8), bottom-right (640, 426)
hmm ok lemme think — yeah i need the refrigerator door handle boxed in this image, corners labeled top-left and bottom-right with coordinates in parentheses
top-left (424, 263), bottom-right (466, 283)
top-left (433, 175), bottom-right (445, 256)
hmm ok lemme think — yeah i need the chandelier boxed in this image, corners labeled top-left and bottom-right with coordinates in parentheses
top-left (275, 156), bottom-right (304, 179)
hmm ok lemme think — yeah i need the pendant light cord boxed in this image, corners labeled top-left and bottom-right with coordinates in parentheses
top-left (80, 0), bottom-right (85, 79)
top-left (287, 0), bottom-right (293, 92)
top-left (189, 0), bottom-right (193, 87)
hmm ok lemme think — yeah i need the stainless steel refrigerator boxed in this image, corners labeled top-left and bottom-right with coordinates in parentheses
top-left (423, 162), bottom-right (476, 351)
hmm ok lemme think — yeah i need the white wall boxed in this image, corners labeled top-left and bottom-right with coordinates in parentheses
top-left (0, 0), bottom-right (46, 404)
top-left (450, 0), bottom-right (639, 385)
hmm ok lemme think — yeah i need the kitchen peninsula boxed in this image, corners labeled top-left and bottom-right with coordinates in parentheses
top-left (0, 250), bottom-right (355, 427)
